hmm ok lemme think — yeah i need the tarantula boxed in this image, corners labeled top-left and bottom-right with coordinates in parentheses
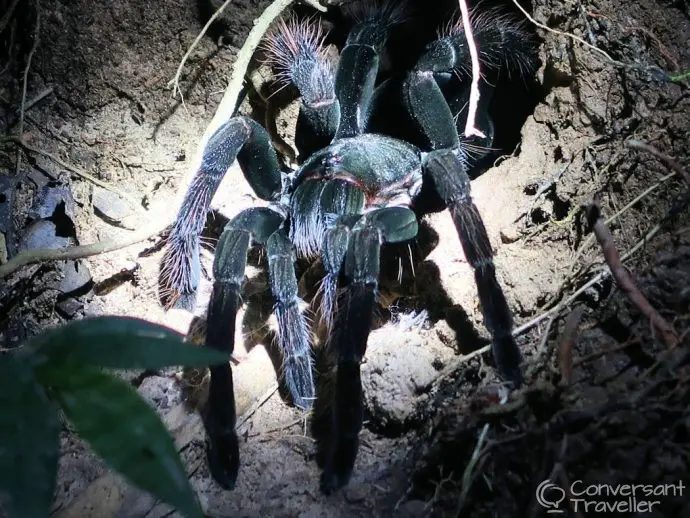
top-left (160, 1), bottom-right (536, 494)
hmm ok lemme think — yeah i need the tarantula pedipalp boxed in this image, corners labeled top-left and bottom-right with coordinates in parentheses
top-left (160, 1), bottom-right (536, 494)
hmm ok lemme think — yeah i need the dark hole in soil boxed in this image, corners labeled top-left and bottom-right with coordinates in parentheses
top-left (551, 194), bottom-right (571, 221)
top-left (50, 201), bottom-right (77, 239)
top-left (529, 206), bottom-right (550, 225)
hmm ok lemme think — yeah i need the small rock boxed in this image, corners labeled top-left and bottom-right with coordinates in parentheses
top-left (29, 183), bottom-right (77, 221)
top-left (56, 297), bottom-right (85, 318)
top-left (19, 220), bottom-right (71, 251)
top-left (55, 259), bottom-right (92, 295)
top-left (343, 483), bottom-right (368, 503)
top-left (138, 376), bottom-right (182, 410)
top-left (92, 187), bottom-right (137, 226)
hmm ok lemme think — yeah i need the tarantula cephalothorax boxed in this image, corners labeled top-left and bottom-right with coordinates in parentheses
top-left (160, 1), bottom-right (536, 494)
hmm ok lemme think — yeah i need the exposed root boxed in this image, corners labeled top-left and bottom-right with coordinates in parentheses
top-left (557, 305), bottom-right (584, 385)
top-left (586, 203), bottom-right (680, 347)
top-left (0, 222), bottom-right (170, 279)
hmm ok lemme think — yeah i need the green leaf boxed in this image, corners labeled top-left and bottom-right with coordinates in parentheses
top-left (0, 355), bottom-right (60, 518)
top-left (26, 316), bottom-right (227, 374)
top-left (53, 368), bottom-right (203, 518)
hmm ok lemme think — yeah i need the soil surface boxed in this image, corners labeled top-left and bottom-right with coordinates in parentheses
top-left (1, 0), bottom-right (689, 517)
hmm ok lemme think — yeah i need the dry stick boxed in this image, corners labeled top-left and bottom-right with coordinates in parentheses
top-left (568, 171), bottom-right (677, 275)
top-left (457, 0), bottom-right (485, 138)
top-left (20, 85), bottom-right (53, 113)
top-left (572, 336), bottom-right (640, 367)
top-left (167, 0), bottom-right (234, 100)
top-left (588, 204), bottom-right (679, 347)
top-left (509, 216), bottom-right (668, 343)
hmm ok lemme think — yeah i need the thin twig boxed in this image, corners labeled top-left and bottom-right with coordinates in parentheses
top-left (235, 383), bottom-right (279, 433)
top-left (587, 204), bottom-right (679, 347)
top-left (0, 222), bottom-right (169, 279)
top-left (457, 0), bottom-right (485, 138)
top-left (536, 314), bottom-right (555, 358)
top-left (15, 0), bottom-right (41, 175)
top-left (168, 0), bottom-right (234, 100)
top-left (511, 0), bottom-right (668, 79)
top-left (572, 336), bottom-right (640, 367)
top-left (513, 213), bottom-right (669, 338)
top-left (568, 171), bottom-right (676, 275)
top-left (19, 85), bottom-right (53, 114)
top-left (456, 423), bottom-right (490, 513)
top-left (0, 0), bottom-right (21, 35)
top-left (2, 135), bottom-right (141, 207)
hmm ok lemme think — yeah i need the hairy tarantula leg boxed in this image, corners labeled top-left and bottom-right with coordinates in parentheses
top-left (160, 117), bottom-right (282, 308)
top-left (425, 150), bottom-right (522, 386)
top-left (421, 9), bottom-right (537, 81)
top-left (318, 223), bottom-right (350, 331)
top-left (205, 207), bottom-right (283, 490)
top-left (332, 37), bottom-right (379, 139)
top-left (334, 3), bottom-right (403, 138)
top-left (321, 207), bottom-right (418, 494)
top-left (408, 11), bottom-right (535, 155)
top-left (266, 229), bottom-right (315, 409)
top-left (404, 71), bottom-right (460, 151)
top-left (405, 60), bottom-right (523, 387)
top-left (263, 17), bottom-right (339, 157)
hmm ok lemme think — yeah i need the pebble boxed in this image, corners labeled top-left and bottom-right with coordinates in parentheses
top-left (55, 259), bottom-right (92, 295)
top-left (28, 183), bottom-right (76, 221)
top-left (92, 186), bottom-right (137, 226)
top-left (18, 220), bottom-right (71, 251)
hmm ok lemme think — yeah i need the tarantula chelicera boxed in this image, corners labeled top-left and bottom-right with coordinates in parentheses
top-left (160, 1), bottom-right (536, 494)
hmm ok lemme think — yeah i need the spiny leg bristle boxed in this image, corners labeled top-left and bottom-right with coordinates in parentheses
top-left (159, 236), bottom-right (197, 309)
top-left (341, 0), bottom-right (409, 28)
top-left (437, 6), bottom-right (537, 77)
top-left (262, 15), bottom-right (329, 84)
top-left (315, 273), bottom-right (339, 333)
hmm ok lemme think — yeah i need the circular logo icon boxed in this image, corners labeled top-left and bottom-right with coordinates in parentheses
top-left (536, 479), bottom-right (566, 513)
